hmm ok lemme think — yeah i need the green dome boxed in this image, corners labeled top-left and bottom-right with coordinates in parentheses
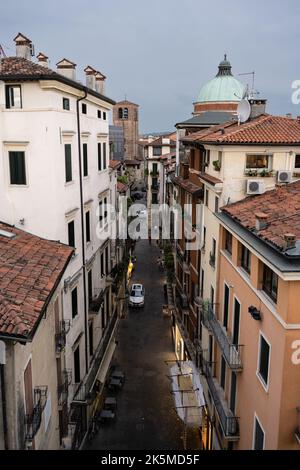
top-left (197, 55), bottom-right (245, 103)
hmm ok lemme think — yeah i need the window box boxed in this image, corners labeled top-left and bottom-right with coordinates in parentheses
top-left (245, 169), bottom-right (274, 177)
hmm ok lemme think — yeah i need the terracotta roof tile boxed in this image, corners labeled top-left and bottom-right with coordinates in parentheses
top-left (109, 159), bottom-right (122, 170)
top-left (222, 181), bottom-right (300, 251)
top-left (182, 114), bottom-right (300, 145)
top-left (0, 222), bottom-right (73, 338)
top-left (171, 175), bottom-right (203, 196)
top-left (117, 181), bottom-right (128, 193)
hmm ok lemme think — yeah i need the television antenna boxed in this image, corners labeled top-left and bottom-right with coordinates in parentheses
top-left (238, 71), bottom-right (260, 99)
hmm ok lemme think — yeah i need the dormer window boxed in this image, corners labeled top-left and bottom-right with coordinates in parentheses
top-left (5, 85), bottom-right (22, 109)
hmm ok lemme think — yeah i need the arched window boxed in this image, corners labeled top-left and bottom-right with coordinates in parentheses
top-left (118, 107), bottom-right (123, 119)
top-left (123, 108), bottom-right (128, 119)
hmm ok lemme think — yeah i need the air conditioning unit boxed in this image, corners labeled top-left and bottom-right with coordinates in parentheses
top-left (246, 180), bottom-right (266, 195)
top-left (277, 170), bottom-right (293, 184)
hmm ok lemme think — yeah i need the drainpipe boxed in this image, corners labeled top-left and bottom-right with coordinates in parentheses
top-left (76, 90), bottom-right (89, 375)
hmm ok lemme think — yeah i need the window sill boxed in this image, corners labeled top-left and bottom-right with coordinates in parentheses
top-left (256, 371), bottom-right (269, 393)
top-left (65, 181), bottom-right (75, 187)
top-left (9, 184), bottom-right (28, 188)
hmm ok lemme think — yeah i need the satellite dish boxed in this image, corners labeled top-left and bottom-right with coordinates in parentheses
top-left (237, 99), bottom-right (251, 123)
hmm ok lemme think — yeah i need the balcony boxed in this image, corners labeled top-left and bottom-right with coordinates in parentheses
top-left (204, 362), bottom-right (239, 439)
top-left (25, 386), bottom-right (48, 441)
top-left (57, 369), bottom-right (72, 407)
top-left (203, 304), bottom-right (243, 371)
top-left (73, 308), bottom-right (119, 403)
top-left (55, 320), bottom-right (71, 354)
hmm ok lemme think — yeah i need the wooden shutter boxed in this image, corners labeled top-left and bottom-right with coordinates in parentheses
top-left (65, 144), bottom-right (72, 182)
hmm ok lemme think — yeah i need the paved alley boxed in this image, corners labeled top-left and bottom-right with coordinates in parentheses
top-left (89, 239), bottom-right (184, 450)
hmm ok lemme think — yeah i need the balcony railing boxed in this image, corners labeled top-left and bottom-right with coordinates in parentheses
top-left (57, 369), bottom-right (72, 407)
top-left (73, 308), bottom-right (119, 403)
top-left (55, 320), bottom-right (71, 354)
top-left (203, 304), bottom-right (243, 370)
top-left (204, 362), bottom-right (239, 439)
top-left (25, 386), bottom-right (48, 441)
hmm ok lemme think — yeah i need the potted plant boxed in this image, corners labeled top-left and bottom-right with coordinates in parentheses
top-left (212, 160), bottom-right (221, 171)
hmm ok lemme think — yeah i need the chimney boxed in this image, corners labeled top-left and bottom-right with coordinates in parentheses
top-left (95, 71), bottom-right (106, 94)
top-left (286, 113), bottom-right (293, 119)
top-left (56, 58), bottom-right (76, 81)
top-left (84, 65), bottom-right (96, 90)
top-left (249, 98), bottom-right (267, 119)
top-left (284, 233), bottom-right (296, 250)
top-left (36, 52), bottom-right (49, 68)
top-left (14, 33), bottom-right (33, 60)
top-left (255, 212), bottom-right (268, 231)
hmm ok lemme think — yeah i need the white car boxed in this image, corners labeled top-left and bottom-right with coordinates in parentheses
top-left (128, 284), bottom-right (145, 308)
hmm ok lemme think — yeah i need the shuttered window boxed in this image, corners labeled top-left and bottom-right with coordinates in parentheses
top-left (9, 151), bottom-right (26, 185)
top-left (65, 144), bottom-right (72, 182)
top-left (83, 143), bottom-right (88, 177)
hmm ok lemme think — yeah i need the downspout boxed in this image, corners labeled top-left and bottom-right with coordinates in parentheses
top-left (76, 90), bottom-right (89, 375)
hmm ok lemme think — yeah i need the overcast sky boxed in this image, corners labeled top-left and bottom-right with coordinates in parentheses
top-left (1, 0), bottom-right (300, 132)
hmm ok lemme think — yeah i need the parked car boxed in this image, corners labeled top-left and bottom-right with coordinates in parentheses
top-left (128, 284), bottom-right (145, 308)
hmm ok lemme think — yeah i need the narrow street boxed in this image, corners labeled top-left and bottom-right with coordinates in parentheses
top-left (90, 239), bottom-right (184, 450)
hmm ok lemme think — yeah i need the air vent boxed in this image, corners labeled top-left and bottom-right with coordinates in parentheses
top-left (277, 170), bottom-right (292, 183)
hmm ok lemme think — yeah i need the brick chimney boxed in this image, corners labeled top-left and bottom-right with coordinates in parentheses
top-left (14, 33), bottom-right (33, 60)
top-left (36, 52), bottom-right (49, 68)
top-left (255, 212), bottom-right (268, 231)
top-left (284, 233), bottom-right (296, 250)
top-left (249, 98), bottom-right (267, 119)
top-left (95, 71), bottom-right (106, 94)
top-left (56, 58), bottom-right (76, 81)
top-left (84, 65), bottom-right (96, 90)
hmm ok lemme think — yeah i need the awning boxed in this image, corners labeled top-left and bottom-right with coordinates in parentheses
top-left (170, 361), bottom-right (205, 427)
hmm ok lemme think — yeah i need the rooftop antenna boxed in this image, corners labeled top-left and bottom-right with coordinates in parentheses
top-left (238, 71), bottom-right (259, 98)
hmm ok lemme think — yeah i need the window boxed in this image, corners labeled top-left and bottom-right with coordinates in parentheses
top-left (295, 155), bottom-right (300, 169)
top-left (99, 201), bottom-right (103, 228)
top-left (210, 285), bottom-right (214, 306)
top-left (105, 245), bottom-right (109, 274)
top-left (220, 356), bottom-right (226, 390)
top-left (85, 211), bottom-right (91, 243)
top-left (104, 197), bottom-right (108, 225)
top-left (225, 230), bottom-right (232, 255)
top-left (205, 149), bottom-right (211, 167)
top-left (100, 252), bottom-right (104, 277)
top-left (253, 416), bottom-right (265, 450)
top-left (82, 103), bottom-right (87, 114)
top-left (205, 189), bottom-right (209, 207)
top-left (123, 108), bottom-right (128, 119)
top-left (210, 238), bottom-right (216, 267)
top-left (246, 154), bottom-right (271, 170)
top-left (68, 220), bottom-right (75, 248)
top-left (233, 298), bottom-right (240, 348)
top-left (103, 143), bottom-right (107, 169)
top-left (88, 270), bottom-right (93, 303)
top-left (262, 264), bottom-right (278, 303)
top-left (65, 144), bottom-right (72, 183)
top-left (83, 143), bottom-right (88, 177)
top-left (103, 111), bottom-right (107, 120)
top-left (74, 345), bottom-right (80, 383)
top-left (63, 97), bottom-right (70, 110)
top-left (9, 151), bottom-right (26, 185)
top-left (152, 193), bottom-right (158, 204)
top-left (97, 109), bottom-right (101, 119)
top-left (230, 372), bottom-right (237, 413)
top-left (118, 108), bottom-right (123, 119)
top-left (223, 284), bottom-right (229, 329)
top-left (5, 85), bottom-right (22, 109)
top-left (203, 226), bottom-right (206, 248)
top-left (89, 322), bottom-right (94, 356)
top-left (71, 287), bottom-right (78, 319)
top-left (153, 147), bottom-right (162, 156)
top-left (241, 245), bottom-right (251, 274)
top-left (200, 268), bottom-right (204, 298)
top-left (215, 196), bottom-right (219, 213)
top-left (258, 334), bottom-right (270, 387)
top-left (98, 143), bottom-right (102, 171)
top-left (152, 163), bottom-right (158, 175)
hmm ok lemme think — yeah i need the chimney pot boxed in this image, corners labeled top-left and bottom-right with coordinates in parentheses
top-left (36, 52), bottom-right (49, 68)
top-left (95, 71), bottom-right (106, 95)
top-left (249, 98), bottom-right (267, 119)
top-left (286, 113), bottom-right (292, 118)
top-left (14, 32), bottom-right (32, 60)
top-left (56, 58), bottom-right (76, 81)
top-left (284, 233), bottom-right (296, 250)
top-left (255, 212), bottom-right (268, 231)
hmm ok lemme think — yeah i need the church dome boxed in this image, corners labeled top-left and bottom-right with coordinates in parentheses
top-left (197, 55), bottom-right (245, 103)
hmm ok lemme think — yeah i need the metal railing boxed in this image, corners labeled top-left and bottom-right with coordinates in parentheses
top-left (25, 386), bottom-right (48, 441)
top-left (203, 304), bottom-right (243, 370)
top-left (55, 320), bottom-right (71, 354)
top-left (73, 309), bottom-right (118, 403)
top-left (204, 361), bottom-right (239, 438)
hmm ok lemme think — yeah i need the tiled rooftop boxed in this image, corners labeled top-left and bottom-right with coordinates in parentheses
top-left (109, 159), bottom-right (122, 170)
top-left (117, 181), bottom-right (128, 193)
top-left (171, 175), bottom-right (203, 196)
top-left (182, 114), bottom-right (300, 145)
top-left (222, 180), bottom-right (300, 251)
top-left (0, 222), bottom-right (73, 338)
